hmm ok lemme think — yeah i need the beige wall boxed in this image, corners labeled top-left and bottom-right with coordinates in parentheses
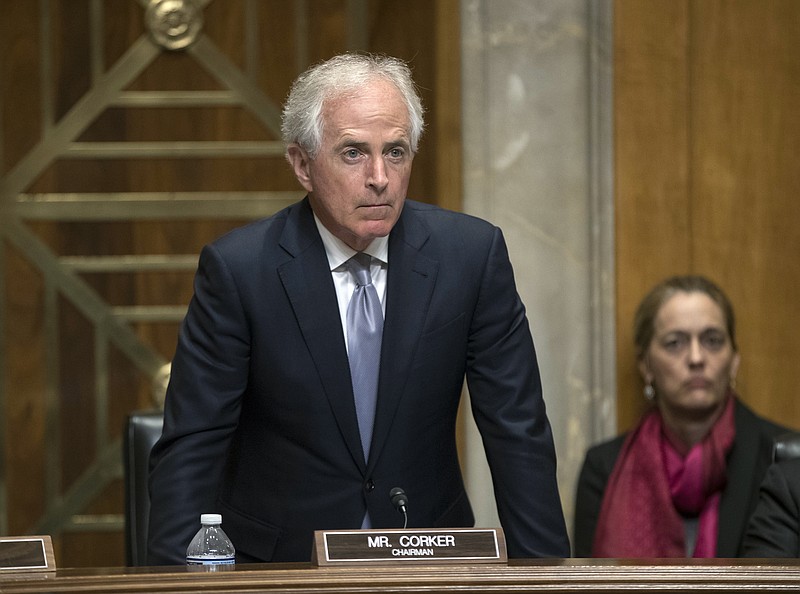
top-left (460, 0), bottom-right (615, 534)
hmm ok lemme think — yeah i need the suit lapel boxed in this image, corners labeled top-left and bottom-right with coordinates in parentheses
top-left (277, 199), bottom-right (364, 469)
top-left (368, 207), bottom-right (438, 469)
top-left (276, 200), bottom-right (439, 472)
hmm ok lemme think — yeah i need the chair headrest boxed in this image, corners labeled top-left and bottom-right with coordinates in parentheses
top-left (773, 432), bottom-right (800, 463)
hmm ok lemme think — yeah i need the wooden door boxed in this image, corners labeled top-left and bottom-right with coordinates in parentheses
top-left (615, 0), bottom-right (800, 432)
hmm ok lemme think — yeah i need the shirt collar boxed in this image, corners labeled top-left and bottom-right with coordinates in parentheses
top-left (313, 213), bottom-right (389, 271)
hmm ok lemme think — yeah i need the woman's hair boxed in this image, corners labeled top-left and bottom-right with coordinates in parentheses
top-left (280, 53), bottom-right (425, 159)
top-left (633, 275), bottom-right (737, 358)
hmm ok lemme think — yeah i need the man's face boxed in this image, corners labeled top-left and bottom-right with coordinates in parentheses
top-left (288, 78), bottom-right (414, 252)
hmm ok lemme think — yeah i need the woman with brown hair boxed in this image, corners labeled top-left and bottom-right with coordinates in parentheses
top-left (573, 275), bottom-right (789, 557)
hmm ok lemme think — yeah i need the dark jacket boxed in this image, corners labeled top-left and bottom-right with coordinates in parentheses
top-left (742, 457), bottom-right (800, 557)
top-left (148, 198), bottom-right (569, 564)
top-left (574, 400), bottom-right (787, 557)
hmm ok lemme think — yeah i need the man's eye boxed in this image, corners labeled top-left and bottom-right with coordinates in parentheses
top-left (388, 147), bottom-right (405, 159)
top-left (344, 149), bottom-right (360, 159)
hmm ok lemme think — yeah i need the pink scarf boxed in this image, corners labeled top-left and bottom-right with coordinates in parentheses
top-left (592, 395), bottom-right (736, 557)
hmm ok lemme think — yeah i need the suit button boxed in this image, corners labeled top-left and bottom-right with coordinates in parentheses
top-left (365, 479), bottom-right (375, 492)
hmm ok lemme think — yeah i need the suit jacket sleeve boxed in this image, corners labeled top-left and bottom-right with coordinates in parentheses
top-left (464, 227), bottom-right (570, 558)
top-left (742, 459), bottom-right (800, 558)
top-left (147, 243), bottom-right (249, 565)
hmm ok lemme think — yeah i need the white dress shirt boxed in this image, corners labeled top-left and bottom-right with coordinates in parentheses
top-left (313, 214), bottom-right (388, 353)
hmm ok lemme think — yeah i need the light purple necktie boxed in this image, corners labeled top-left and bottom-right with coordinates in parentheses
top-left (346, 252), bottom-right (383, 462)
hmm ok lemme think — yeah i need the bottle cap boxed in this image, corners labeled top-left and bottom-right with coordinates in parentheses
top-left (200, 513), bottom-right (222, 525)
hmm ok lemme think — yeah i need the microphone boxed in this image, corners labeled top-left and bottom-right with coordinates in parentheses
top-left (389, 487), bottom-right (409, 529)
top-left (389, 487), bottom-right (408, 513)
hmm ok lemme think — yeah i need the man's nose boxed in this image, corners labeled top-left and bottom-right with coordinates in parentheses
top-left (367, 157), bottom-right (389, 191)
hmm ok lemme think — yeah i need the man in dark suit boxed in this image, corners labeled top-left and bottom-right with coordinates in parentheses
top-left (743, 457), bottom-right (800, 557)
top-left (147, 52), bottom-right (569, 564)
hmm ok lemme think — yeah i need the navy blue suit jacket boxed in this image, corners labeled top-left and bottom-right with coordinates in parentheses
top-left (147, 198), bottom-right (569, 563)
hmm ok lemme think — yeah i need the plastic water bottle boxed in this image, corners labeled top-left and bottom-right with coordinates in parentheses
top-left (186, 513), bottom-right (235, 569)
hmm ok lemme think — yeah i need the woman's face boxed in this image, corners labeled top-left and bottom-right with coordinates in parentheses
top-left (639, 291), bottom-right (740, 421)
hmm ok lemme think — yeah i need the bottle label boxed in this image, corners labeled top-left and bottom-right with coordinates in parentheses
top-left (186, 556), bottom-right (235, 565)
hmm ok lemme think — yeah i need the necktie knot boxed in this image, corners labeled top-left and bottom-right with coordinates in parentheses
top-left (347, 252), bottom-right (373, 287)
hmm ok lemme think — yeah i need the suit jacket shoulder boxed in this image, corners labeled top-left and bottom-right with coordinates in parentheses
top-left (208, 199), bottom-right (315, 264)
top-left (718, 399), bottom-right (791, 555)
top-left (742, 457), bottom-right (800, 557)
top-left (393, 200), bottom-right (499, 255)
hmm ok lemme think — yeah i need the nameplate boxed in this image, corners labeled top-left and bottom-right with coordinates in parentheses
top-left (312, 528), bottom-right (507, 566)
top-left (0, 536), bottom-right (55, 572)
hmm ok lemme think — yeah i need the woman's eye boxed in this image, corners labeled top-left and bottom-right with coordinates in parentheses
top-left (662, 336), bottom-right (687, 352)
top-left (702, 333), bottom-right (726, 350)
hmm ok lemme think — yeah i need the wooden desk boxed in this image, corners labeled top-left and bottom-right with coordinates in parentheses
top-left (1, 558), bottom-right (798, 593)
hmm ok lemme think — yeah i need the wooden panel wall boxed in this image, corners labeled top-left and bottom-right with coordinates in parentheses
top-left (615, 0), bottom-right (800, 431)
top-left (1, 0), bottom-right (460, 568)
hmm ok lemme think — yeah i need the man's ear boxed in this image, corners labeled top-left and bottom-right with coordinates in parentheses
top-left (287, 144), bottom-right (313, 193)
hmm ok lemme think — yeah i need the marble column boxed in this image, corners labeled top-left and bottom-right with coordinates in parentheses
top-left (459, 0), bottom-right (615, 541)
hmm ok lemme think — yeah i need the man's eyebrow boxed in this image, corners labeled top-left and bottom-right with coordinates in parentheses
top-left (333, 138), bottom-right (411, 152)
top-left (334, 138), bottom-right (367, 151)
top-left (385, 138), bottom-right (411, 149)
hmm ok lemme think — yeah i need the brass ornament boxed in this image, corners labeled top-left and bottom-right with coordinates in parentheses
top-left (145, 0), bottom-right (204, 51)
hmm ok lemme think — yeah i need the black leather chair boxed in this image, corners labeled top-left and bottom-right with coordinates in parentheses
top-left (772, 431), bottom-right (800, 463)
top-left (123, 409), bottom-right (164, 566)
